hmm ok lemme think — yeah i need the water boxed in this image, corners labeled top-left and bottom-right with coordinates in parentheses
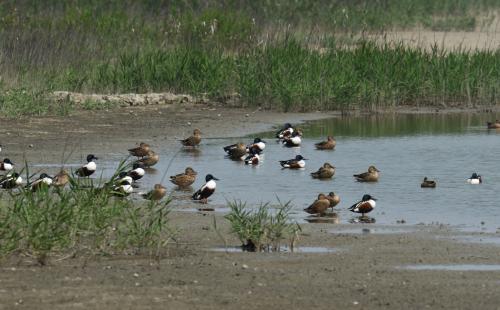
top-left (398, 264), bottom-right (500, 271)
top-left (33, 112), bottom-right (500, 232)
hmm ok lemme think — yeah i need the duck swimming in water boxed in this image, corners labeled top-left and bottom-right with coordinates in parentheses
top-left (310, 163), bottom-right (335, 179)
top-left (223, 142), bottom-right (247, 160)
top-left (276, 123), bottom-right (294, 139)
top-left (279, 155), bottom-right (307, 169)
top-left (0, 158), bottom-right (14, 172)
top-left (421, 177), bottom-right (437, 188)
top-left (349, 194), bottom-right (377, 216)
top-left (246, 138), bottom-right (266, 154)
top-left (315, 136), bottom-right (336, 150)
top-left (192, 174), bottom-right (219, 203)
top-left (76, 154), bottom-right (98, 177)
top-left (181, 129), bottom-right (202, 147)
top-left (282, 131), bottom-right (302, 147)
top-left (487, 120), bottom-right (500, 129)
top-left (467, 173), bottom-right (482, 184)
top-left (353, 165), bottom-right (380, 182)
top-left (244, 149), bottom-right (260, 165)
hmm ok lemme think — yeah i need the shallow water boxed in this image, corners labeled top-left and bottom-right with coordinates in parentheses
top-left (32, 112), bottom-right (500, 232)
top-left (398, 264), bottom-right (500, 271)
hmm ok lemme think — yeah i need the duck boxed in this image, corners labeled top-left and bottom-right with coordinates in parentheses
top-left (53, 169), bottom-right (70, 187)
top-left (467, 173), bottom-right (482, 184)
top-left (0, 158), bottom-right (14, 171)
top-left (76, 154), bottom-right (98, 177)
top-left (30, 173), bottom-right (53, 192)
top-left (181, 128), bottom-right (202, 147)
top-left (142, 184), bottom-right (167, 201)
top-left (349, 194), bottom-right (376, 216)
top-left (223, 142), bottom-right (247, 160)
top-left (127, 162), bottom-right (145, 181)
top-left (353, 165), bottom-right (380, 182)
top-left (421, 177), bottom-right (437, 188)
top-left (135, 150), bottom-right (159, 167)
top-left (170, 167), bottom-right (197, 187)
top-left (326, 192), bottom-right (340, 209)
top-left (246, 138), bottom-right (266, 154)
top-left (310, 163), bottom-right (335, 179)
top-left (128, 142), bottom-right (151, 158)
top-left (276, 123), bottom-right (294, 139)
top-left (244, 149), bottom-right (260, 165)
top-left (279, 155), bottom-right (307, 169)
top-left (282, 131), bottom-right (302, 147)
top-left (304, 193), bottom-right (331, 215)
top-left (0, 172), bottom-right (23, 189)
top-left (113, 179), bottom-right (133, 196)
top-left (192, 174), bottom-right (219, 203)
top-left (487, 120), bottom-right (500, 129)
top-left (315, 136), bottom-right (336, 150)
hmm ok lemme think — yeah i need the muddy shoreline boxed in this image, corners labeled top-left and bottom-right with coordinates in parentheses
top-left (1, 104), bottom-right (500, 309)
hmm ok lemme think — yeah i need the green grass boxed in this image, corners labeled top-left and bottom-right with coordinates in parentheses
top-left (0, 161), bottom-right (173, 264)
top-left (224, 200), bottom-right (301, 252)
top-left (0, 1), bottom-right (500, 115)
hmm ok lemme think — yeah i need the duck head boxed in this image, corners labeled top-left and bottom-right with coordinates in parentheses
top-left (193, 128), bottom-right (202, 135)
top-left (3, 158), bottom-right (13, 165)
top-left (368, 165), bottom-right (380, 172)
top-left (362, 194), bottom-right (376, 201)
top-left (185, 167), bottom-right (197, 175)
top-left (87, 154), bottom-right (98, 162)
top-left (295, 155), bottom-right (307, 161)
top-left (205, 174), bottom-right (219, 182)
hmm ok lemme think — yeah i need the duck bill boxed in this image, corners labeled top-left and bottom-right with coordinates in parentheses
top-left (213, 177), bottom-right (220, 181)
top-left (371, 197), bottom-right (377, 201)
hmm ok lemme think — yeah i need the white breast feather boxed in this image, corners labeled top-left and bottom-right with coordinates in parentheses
top-left (85, 161), bottom-right (97, 171)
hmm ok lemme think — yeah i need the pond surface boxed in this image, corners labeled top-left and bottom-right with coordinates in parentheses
top-left (398, 264), bottom-right (500, 271)
top-left (35, 112), bottom-right (500, 232)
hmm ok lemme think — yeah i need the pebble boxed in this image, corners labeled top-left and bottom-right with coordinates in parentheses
top-left (242, 264), bottom-right (249, 269)
top-left (133, 273), bottom-right (139, 278)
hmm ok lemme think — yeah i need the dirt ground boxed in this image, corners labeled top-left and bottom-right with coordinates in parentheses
top-left (1, 104), bottom-right (500, 309)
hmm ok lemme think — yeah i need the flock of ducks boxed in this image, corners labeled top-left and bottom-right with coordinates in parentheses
top-left (0, 119), bottom-right (494, 218)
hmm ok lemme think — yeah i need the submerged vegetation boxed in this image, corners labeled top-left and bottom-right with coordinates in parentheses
top-left (224, 200), bottom-right (301, 252)
top-left (0, 0), bottom-right (500, 115)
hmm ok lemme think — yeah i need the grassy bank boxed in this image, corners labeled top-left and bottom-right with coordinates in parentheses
top-left (0, 1), bottom-right (500, 115)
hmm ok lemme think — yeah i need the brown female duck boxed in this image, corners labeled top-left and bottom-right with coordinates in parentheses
top-left (310, 163), bottom-right (335, 179)
top-left (181, 129), bottom-right (202, 147)
top-left (304, 193), bottom-right (331, 215)
top-left (353, 165), bottom-right (380, 182)
top-left (170, 167), bottom-right (197, 187)
top-left (315, 136), bottom-right (336, 150)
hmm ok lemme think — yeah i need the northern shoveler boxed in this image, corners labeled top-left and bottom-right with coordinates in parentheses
top-left (0, 172), bottom-right (22, 189)
top-left (279, 155), bottom-right (307, 169)
top-left (353, 165), bottom-right (380, 182)
top-left (113, 179), bottom-right (133, 196)
top-left (128, 142), bottom-right (151, 158)
top-left (142, 184), bottom-right (167, 201)
top-left (315, 136), bottom-right (336, 150)
top-left (304, 193), bottom-right (331, 215)
top-left (181, 128), bottom-right (202, 147)
top-left (246, 138), bottom-right (266, 154)
top-left (310, 163), bottom-right (335, 179)
top-left (244, 149), bottom-right (260, 165)
top-left (467, 173), bottom-right (482, 184)
top-left (76, 154), bottom-right (98, 177)
top-left (421, 177), bottom-right (437, 188)
top-left (223, 142), bottom-right (247, 160)
top-left (127, 162), bottom-right (146, 181)
top-left (192, 174), bottom-right (219, 203)
top-left (487, 120), bottom-right (500, 129)
top-left (31, 173), bottom-right (53, 192)
top-left (53, 169), bottom-right (70, 187)
top-left (135, 150), bottom-right (159, 167)
top-left (170, 167), bottom-right (197, 187)
top-left (0, 158), bottom-right (14, 171)
top-left (349, 194), bottom-right (377, 216)
top-left (276, 123), bottom-right (294, 139)
top-left (326, 192), bottom-right (340, 209)
top-left (282, 131), bottom-right (302, 147)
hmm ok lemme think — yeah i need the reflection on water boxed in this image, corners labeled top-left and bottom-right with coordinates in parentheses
top-left (305, 212), bottom-right (340, 224)
top-left (349, 216), bottom-right (376, 224)
top-left (31, 112), bottom-right (500, 232)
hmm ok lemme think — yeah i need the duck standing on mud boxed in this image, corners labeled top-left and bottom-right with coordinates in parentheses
top-left (349, 194), bottom-right (376, 216)
top-left (280, 155), bottom-right (307, 169)
top-left (181, 129), bottom-right (202, 147)
top-left (192, 174), bottom-right (219, 203)
top-left (76, 154), bottom-right (98, 177)
top-left (128, 142), bottom-right (150, 158)
top-left (0, 158), bottom-right (14, 172)
top-left (170, 167), bottom-right (197, 187)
